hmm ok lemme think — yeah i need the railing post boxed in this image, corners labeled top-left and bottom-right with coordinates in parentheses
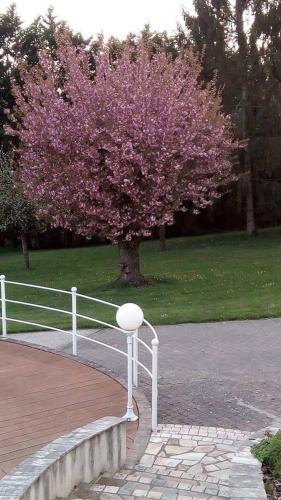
top-left (123, 331), bottom-right (138, 422)
top-left (133, 328), bottom-right (138, 387)
top-left (71, 286), bottom-right (77, 356)
top-left (0, 275), bottom-right (7, 338)
top-left (151, 338), bottom-right (159, 432)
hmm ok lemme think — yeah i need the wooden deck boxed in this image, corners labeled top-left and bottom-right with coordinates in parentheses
top-left (0, 341), bottom-right (137, 479)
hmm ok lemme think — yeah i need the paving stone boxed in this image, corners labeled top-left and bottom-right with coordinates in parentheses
top-left (161, 492), bottom-right (178, 500)
top-left (146, 442), bottom-right (163, 455)
top-left (152, 479), bottom-right (167, 487)
top-left (169, 470), bottom-right (183, 477)
top-left (208, 469), bottom-right (230, 481)
top-left (187, 464), bottom-right (204, 474)
top-left (165, 479), bottom-right (180, 488)
top-left (218, 485), bottom-right (231, 496)
top-left (205, 487), bottom-right (219, 495)
top-left (167, 438), bottom-right (179, 445)
top-left (104, 486), bottom-right (119, 493)
top-left (165, 446), bottom-right (194, 455)
top-left (201, 456), bottom-right (217, 464)
top-left (205, 464), bottom-right (219, 472)
top-left (230, 488), bottom-right (266, 498)
top-left (178, 482), bottom-right (192, 491)
top-left (126, 472), bottom-right (141, 481)
top-left (147, 491), bottom-right (162, 498)
top-left (139, 475), bottom-right (154, 484)
top-left (179, 440), bottom-right (198, 447)
top-left (113, 472), bottom-right (128, 480)
top-left (100, 494), bottom-right (122, 500)
top-left (91, 485), bottom-right (105, 491)
top-left (118, 482), bottom-right (140, 495)
top-left (170, 452), bottom-right (204, 461)
top-left (194, 445), bottom-right (214, 453)
top-left (133, 488), bottom-right (149, 496)
top-left (218, 461), bottom-right (232, 470)
top-left (140, 454), bottom-right (155, 467)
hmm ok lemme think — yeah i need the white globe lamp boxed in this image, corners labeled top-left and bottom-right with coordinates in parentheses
top-left (116, 303), bottom-right (144, 331)
top-left (116, 303), bottom-right (143, 422)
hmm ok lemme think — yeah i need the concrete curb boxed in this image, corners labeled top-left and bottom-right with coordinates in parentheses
top-left (228, 420), bottom-right (281, 499)
top-left (0, 337), bottom-right (152, 467)
top-left (229, 436), bottom-right (267, 499)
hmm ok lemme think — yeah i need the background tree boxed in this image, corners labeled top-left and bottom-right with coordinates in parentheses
top-left (0, 4), bottom-right (21, 150)
top-left (0, 5), bottom-right (89, 132)
top-left (0, 152), bottom-right (42, 269)
top-left (9, 35), bottom-right (234, 284)
top-left (183, 0), bottom-right (281, 235)
top-left (1, 3), bottom-right (280, 255)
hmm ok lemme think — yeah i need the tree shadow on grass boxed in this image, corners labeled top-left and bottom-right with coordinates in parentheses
top-left (98, 275), bottom-right (177, 291)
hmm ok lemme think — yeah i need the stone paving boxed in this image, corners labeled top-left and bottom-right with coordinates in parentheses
top-left (68, 423), bottom-right (261, 500)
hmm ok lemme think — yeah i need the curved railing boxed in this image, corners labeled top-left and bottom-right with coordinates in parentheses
top-left (0, 275), bottom-right (158, 431)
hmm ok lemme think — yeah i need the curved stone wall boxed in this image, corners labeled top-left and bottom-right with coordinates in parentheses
top-left (0, 416), bottom-right (126, 500)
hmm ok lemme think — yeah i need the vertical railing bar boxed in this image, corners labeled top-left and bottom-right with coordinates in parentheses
top-left (123, 331), bottom-right (138, 421)
top-left (152, 338), bottom-right (159, 431)
top-left (0, 275), bottom-right (7, 338)
top-left (71, 286), bottom-right (77, 356)
top-left (133, 328), bottom-right (138, 387)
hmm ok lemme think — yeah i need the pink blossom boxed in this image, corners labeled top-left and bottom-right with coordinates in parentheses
top-left (9, 36), bottom-right (235, 243)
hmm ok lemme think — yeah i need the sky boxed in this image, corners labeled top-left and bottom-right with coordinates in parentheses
top-left (0, 0), bottom-right (194, 40)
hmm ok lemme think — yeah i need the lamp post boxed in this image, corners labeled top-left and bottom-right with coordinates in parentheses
top-left (116, 303), bottom-right (144, 421)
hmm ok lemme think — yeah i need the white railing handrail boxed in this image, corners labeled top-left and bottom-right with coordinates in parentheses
top-left (3, 280), bottom-right (158, 341)
top-left (4, 317), bottom-right (72, 335)
top-left (4, 279), bottom-right (73, 295)
top-left (5, 299), bottom-right (73, 317)
top-left (4, 300), bottom-right (155, 349)
top-left (0, 275), bottom-right (158, 431)
top-left (76, 292), bottom-right (120, 310)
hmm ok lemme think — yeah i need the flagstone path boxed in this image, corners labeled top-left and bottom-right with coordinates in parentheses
top-left (68, 423), bottom-right (266, 499)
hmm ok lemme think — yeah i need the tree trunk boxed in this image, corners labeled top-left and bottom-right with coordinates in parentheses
top-left (20, 233), bottom-right (30, 270)
top-left (118, 240), bottom-right (147, 286)
top-left (239, 86), bottom-right (257, 236)
top-left (246, 167), bottom-right (257, 236)
top-left (159, 225), bottom-right (167, 251)
top-left (235, 2), bottom-right (257, 235)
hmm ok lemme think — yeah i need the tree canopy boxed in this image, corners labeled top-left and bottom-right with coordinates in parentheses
top-left (9, 35), bottom-right (234, 283)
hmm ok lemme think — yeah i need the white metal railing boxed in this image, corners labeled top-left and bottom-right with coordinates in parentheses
top-left (0, 275), bottom-right (158, 431)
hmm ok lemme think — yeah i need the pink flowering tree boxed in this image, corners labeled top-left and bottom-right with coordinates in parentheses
top-left (10, 35), bottom-right (234, 285)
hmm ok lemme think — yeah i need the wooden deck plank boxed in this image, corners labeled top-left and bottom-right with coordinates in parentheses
top-left (0, 342), bottom-right (138, 478)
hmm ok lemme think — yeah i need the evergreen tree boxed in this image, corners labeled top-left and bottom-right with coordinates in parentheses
top-left (0, 5), bottom-right (88, 150)
top-left (183, 0), bottom-right (281, 234)
top-left (0, 4), bottom-right (22, 149)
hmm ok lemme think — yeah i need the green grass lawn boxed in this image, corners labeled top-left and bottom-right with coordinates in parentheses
top-left (1, 226), bottom-right (281, 333)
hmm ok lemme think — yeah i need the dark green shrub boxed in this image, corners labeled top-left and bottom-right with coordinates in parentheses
top-left (252, 431), bottom-right (281, 479)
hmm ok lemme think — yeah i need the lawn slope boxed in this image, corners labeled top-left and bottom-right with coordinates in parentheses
top-left (1, 227), bottom-right (281, 332)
